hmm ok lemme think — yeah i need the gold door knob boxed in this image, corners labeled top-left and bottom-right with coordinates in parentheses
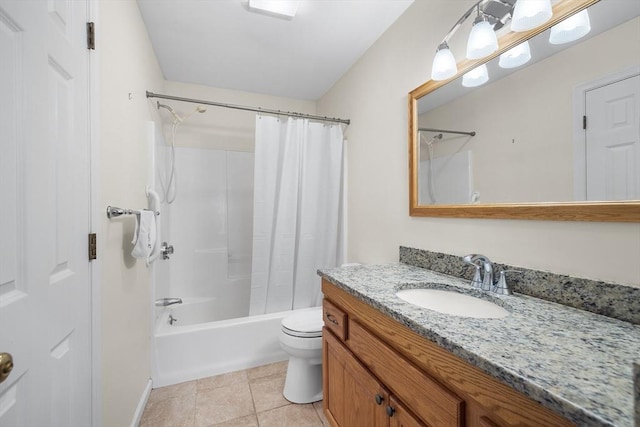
top-left (0, 353), bottom-right (14, 384)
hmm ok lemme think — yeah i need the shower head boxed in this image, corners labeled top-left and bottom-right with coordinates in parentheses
top-left (421, 132), bottom-right (443, 147)
top-left (181, 105), bottom-right (207, 121)
top-left (157, 101), bottom-right (183, 123)
top-left (157, 102), bottom-right (206, 124)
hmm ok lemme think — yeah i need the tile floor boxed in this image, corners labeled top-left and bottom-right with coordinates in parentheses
top-left (140, 361), bottom-right (330, 427)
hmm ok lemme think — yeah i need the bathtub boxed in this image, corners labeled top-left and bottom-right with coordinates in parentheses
top-left (152, 298), bottom-right (320, 387)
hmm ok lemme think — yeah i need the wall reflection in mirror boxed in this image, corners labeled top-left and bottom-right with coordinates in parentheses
top-left (416, 0), bottom-right (640, 206)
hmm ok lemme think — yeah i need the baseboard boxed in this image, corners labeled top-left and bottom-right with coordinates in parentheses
top-left (130, 378), bottom-right (153, 427)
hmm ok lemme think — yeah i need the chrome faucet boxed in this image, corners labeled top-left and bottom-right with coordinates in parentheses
top-left (155, 297), bottom-right (183, 307)
top-left (463, 254), bottom-right (494, 292)
top-left (463, 254), bottom-right (522, 295)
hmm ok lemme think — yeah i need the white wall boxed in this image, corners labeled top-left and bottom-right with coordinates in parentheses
top-left (318, 0), bottom-right (640, 286)
top-left (98, 1), bottom-right (165, 425)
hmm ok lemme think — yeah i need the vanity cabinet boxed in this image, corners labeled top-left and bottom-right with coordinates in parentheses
top-left (321, 279), bottom-right (574, 427)
top-left (324, 328), bottom-right (426, 427)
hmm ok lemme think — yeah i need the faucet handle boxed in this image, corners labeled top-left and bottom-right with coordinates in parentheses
top-left (462, 255), bottom-right (483, 288)
top-left (470, 264), bottom-right (483, 288)
top-left (493, 270), bottom-right (522, 295)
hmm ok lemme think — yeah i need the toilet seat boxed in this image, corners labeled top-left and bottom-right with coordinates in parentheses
top-left (281, 308), bottom-right (323, 338)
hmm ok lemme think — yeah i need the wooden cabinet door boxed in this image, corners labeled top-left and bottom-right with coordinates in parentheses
top-left (323, 329), bottom-right (389, 427)
top-left (348, 320), bottom-right (464, 427)
top-left (389, 396), bottom-right (427, 427)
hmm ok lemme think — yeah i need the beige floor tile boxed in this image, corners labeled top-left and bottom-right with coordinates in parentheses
top-left (246, 361), bottom-right (288, 381)
top-left (249, 373), bottom-right (289, 413)
top-left (256, 404), bottom-right (324, 427)
top-left (142, 363), bottom-right (329, 427)
top-left (147, 380), bottom-right (197, 405)
top-left (198, 369), bottom-right (249, 392)
top-left (312, 401), bottom-right (329, 426)
top-left (140, 394), bottom-right (196, 427)
top-left (195, 381), bottom-right (255, 427)
top-left (207, 414), bottom-right (259, 427)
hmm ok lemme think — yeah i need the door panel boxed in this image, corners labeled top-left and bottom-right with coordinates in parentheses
top-left (586, 74), bottom-right (640, 200)
top-left (0, 0), bottom-right (92, 425)
top-left (323, 330), bottom-right (388, 427)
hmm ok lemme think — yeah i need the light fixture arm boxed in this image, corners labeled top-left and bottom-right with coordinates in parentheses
top-left (431, 0), bottom-right (516, 81)
top-left (438, 0), bottom-right (517, 46)
top-left (438, 0), bottom-right (490, 46)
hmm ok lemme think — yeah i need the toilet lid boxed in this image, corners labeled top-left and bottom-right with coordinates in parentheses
top-left (281, 308), bottom-right (323, 338)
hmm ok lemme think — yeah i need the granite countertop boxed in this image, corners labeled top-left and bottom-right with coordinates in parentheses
top-left (318, 263), bottom-right (640, 427)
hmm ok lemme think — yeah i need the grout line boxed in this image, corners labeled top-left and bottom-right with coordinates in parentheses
top-left (246, 367), bottom-right (261, 426)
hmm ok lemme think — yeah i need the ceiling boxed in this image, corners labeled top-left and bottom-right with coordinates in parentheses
top-left (137, 0), bottom-right (414, 100)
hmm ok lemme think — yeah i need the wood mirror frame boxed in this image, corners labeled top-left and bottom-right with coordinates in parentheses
top-left (409, 0), bottom-right (640, 222)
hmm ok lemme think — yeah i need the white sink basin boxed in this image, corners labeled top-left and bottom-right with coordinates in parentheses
top-left (396, 288), bottom-right (509, 319)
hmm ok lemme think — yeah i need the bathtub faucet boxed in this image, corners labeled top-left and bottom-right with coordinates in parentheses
top-left (155, 298), bottom-right (183, 307)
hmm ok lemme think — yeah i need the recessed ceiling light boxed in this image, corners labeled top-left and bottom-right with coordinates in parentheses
top-left (248, 0), bottom-right (300, 19)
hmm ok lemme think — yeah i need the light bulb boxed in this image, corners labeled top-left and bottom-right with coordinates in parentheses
top-left (511, 0), bottom-right (553, 32)
top-left (462, 64), bottom-right (489, 87)
top-left (466, 17), bottom-right (499, 60)
top-left (549, 9), bottom-right (591, 44)
top-left (431, 43), bottom-right (457, 81)
top-left (499, 41), bottom-right (531, 68)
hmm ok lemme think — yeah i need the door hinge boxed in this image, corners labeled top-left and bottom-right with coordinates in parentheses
top-left (88, 233), bottom-right (97, 260)
top-left (87, 22), bottom-right (95, 50)
top-left (583, 115), bottom-right (587, 130)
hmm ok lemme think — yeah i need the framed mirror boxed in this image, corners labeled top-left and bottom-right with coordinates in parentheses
top-left (409, 0), bottom-right (640, 221)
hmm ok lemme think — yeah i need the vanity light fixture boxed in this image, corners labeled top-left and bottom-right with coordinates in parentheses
top-left (498, 40), bottom-right (531, 68)
top-left (248, 0), bottom-right (300, 19)
top-left (462, 64), bottom-right (489, 87)
top-left (510, 0), bottom-right (552, 32)
top-left (549, 9), bottom-right (591, 44)
top-left (431, 42), bottom-right (458, 80)
top-left (430, 0), bottom-right (515, 81)
top-left (466, 7), bottom-right (499, 59)
top-left (430, 0), bottom-right (591, 85)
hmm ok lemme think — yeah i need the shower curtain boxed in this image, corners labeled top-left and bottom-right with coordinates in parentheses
top-left (249, 116), bottom-right (344, 315)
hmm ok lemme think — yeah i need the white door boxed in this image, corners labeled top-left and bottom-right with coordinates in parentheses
top-left (585, 74), bottom-right (640, 200)
top-left (0, 0), bottom-right (92, 426)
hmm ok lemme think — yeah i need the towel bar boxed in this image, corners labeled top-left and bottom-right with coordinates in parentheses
top-left (106, 205), bottom-right (159, 219)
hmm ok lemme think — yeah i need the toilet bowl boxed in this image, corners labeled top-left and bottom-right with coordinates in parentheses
top-left (279, 307), bottom-right (324, 404)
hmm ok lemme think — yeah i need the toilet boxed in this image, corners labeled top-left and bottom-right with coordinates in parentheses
top-left (279, 307), bottom-right (324, 403)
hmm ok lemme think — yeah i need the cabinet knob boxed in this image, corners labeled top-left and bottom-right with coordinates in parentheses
top-left (386, 406), bottom-right (395, 417)
top-left (374, 394), bottom-right (384, 405)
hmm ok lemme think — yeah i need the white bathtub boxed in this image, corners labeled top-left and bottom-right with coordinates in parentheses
top-left (156, 297), bottom-right (223, 332)
top-left (152, 299), bottom-right (320, 387)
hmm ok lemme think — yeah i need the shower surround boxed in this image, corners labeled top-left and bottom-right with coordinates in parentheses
top-left (155, 145), bottom-right (254, 321)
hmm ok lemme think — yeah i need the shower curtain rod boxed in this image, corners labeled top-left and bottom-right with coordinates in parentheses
top-left (419, 127), bottom-right (476, 137)
top-left (146, 91), bottom-right (351, 125)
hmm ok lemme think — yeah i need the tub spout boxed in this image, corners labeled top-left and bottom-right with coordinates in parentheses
top-left (155, 298), bottom-right (183, 307)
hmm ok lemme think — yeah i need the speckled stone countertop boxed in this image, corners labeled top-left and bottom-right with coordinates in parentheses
top-left (318, 263), bottom-right (640, 427)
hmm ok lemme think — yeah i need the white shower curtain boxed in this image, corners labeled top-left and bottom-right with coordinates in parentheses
top-left (249, 116), bottom-right (344, 315)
